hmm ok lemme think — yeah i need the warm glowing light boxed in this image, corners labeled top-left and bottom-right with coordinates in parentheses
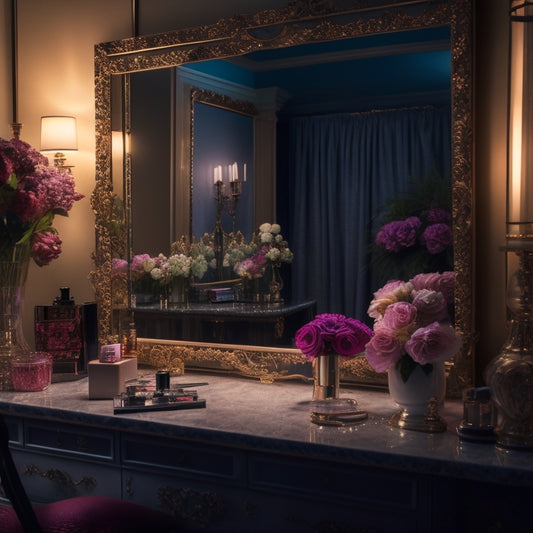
top-left (40, 116), bottom-right (78, 151)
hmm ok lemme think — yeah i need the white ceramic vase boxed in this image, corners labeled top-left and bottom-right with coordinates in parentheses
top-left (388, 358), bottom-right (447, 432)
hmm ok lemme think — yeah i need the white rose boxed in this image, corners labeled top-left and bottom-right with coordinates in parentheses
top-left (259, 223), bottom-right (272, 233)
top-left (150, 268), bottom-right (163, 280)
top-left (271, 224), bottom-right (281, 234)
top-left (261, 232), bottom-right (273, 243)
top-left (266, 248), bottom-right (281, 261)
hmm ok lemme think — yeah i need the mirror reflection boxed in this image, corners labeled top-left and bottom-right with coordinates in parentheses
top-left (126, 26), bottom-right (452, 320)
top-left (95, 0), bottom-right (473, 392)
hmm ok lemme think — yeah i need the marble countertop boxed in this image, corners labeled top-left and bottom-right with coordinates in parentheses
top-left (0, 370), bottom-right (532, 488)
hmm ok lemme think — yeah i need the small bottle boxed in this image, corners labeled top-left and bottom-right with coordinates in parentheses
top-left (122, 322), bottom-right (137, 357)
top-left (54, 287), bottom-right (74, 306)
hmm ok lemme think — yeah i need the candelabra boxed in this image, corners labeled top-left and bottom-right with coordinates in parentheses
top-left (212, 163), bottom-right (245, 279)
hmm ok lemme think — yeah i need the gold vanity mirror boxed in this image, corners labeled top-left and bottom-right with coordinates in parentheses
top-left (93, 0), bottom-right (473, 395)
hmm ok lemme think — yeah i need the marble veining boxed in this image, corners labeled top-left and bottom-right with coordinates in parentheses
top-left (0, 370), bottom-right (532, 488)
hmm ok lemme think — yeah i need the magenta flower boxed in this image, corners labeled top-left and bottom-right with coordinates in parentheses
top-left (294, 323), bottom-right (326, 359)
top-left (422, 223), bottom-right (452, 254)
top-left (295, 313), bottom-right (373, 360)
top-left (405, 322), bottom-right (462, 365)
top-left (0, 152), bottom-right (14, 185)
top-left (375, 217), bottom-right (422, 252)
top-left (30, 231), bottom-right (62, 266)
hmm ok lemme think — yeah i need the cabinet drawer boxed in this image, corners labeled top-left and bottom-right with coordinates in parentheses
top-left (249, 453), bottom-right (419, 511)
top-left (13, 449), bottom-right (121, 504)
top-left (122, 434), bottom-right (244, 482)
top-left (122, 467), bottom-right (243, 532)
top-left (24, 420), bottom-right (116, 461)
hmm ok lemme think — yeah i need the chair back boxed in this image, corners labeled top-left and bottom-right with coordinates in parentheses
top-left (0, 413), bottom-right (43, 533)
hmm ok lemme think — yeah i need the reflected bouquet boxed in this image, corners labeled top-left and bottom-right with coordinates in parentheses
top-left (364, 272), bottom-right (461, 382)
top-left (0, 137), bottom-right (84, 265)
top-left (295, 313), bottom-right (373, 361)
top-left (234, 222), bottom-right (293, 279)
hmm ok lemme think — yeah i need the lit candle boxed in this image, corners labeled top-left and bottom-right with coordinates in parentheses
top-left (243, 163), bottom-right (247, 182)
top-left (214, 165), bottom-right (222, 183)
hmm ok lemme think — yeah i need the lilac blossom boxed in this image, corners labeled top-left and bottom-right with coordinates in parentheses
top-left (30, 231), bottom-right (62, 266)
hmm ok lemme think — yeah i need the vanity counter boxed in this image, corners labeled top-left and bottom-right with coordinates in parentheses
top-left (1, 372), bottom-right (532, 531)
top-left (0, 371), bottom-right (531, 488)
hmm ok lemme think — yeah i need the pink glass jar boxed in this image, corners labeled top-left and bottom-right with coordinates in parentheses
top-left (11, 352), bottom-right (52, 392)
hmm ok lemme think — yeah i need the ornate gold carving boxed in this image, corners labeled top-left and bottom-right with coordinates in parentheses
top-left (192, 88), bottom-right (258, 117)
top-left (157, 485), bottom-right (224, 528)
top-left (23, 464), bottom-right (97, 489)
top-left (94, 0), bottom-right (474, 395)
top-left (137, 339), bottom-right (311, 384)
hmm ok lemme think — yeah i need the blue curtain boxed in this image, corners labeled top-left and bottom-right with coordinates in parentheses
top-left (280, 107), bottom-right (451, 323)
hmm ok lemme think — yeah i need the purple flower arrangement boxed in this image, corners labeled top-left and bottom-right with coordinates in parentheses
top-left (295, 313), bottom-right (374, 361)
top-left (0, 137), bottom-right (84, 266)
top-left (364, 271), bottom-right (461, 382)
top-left (375, 207), bottom-right (452, 255)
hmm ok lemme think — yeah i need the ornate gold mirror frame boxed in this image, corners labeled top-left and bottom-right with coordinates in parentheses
top-left (93, 0), bottom-right (473, 396)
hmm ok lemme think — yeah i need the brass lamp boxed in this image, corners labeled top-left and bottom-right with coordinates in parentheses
top-left (485, 0), bottom-right (533, 450)
top-left (40, 115), bottom-right (78, 173)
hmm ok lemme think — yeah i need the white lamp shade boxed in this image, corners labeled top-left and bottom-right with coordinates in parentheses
top-left (40, 116), bottom-right (78, 151)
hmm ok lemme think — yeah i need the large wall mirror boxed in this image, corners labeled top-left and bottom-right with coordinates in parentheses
top-left (93, 0), bottom-right (473, 395)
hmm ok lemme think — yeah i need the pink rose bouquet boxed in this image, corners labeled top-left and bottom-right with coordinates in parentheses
top-left (364, 271), bottom-right (461, 382)
top-left (0, 137), bottom-right (84, 266)
top-left (295, 313), bottom-right (373, 361)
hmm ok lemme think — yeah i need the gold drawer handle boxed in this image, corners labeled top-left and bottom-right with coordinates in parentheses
top-left (23, 464), bottom-right (97, 489)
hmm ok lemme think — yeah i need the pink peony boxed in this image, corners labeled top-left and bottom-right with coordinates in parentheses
top-left (112, 258), bottom-right (129, 278)
top-left (410, 271), bottom-right (455, 305)
top-left (404, 322), bottom-right (462, 365)
top-left (364, 327), bottom-right (404, 372)
top-left (368, 280), bottom-right (413, 320)
top-left (30, 231), bottom-right (62, 266)
top-left (131, 254), bottom-right (151, 271)
top-left (411, 289), bottom-right (449, 325)
top-left (381, 301), bottom-right (417, 330)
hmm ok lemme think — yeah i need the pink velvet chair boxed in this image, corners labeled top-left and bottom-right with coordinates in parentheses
top-left (0, 415), bottom-right (180, 533)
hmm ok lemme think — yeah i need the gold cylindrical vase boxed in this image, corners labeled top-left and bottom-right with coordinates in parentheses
top-left (312, 354), bottom-right (339, 401)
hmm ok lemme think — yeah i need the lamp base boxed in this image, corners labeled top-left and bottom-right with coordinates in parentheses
top-left (485, 246), bottom-right (533, 450)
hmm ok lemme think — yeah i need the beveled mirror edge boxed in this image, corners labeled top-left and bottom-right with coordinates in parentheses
top-left (93, 0), bottom-right (474, 397)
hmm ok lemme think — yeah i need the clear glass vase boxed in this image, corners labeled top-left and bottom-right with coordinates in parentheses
top-left (0, 243), bottom-right (32, 390)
